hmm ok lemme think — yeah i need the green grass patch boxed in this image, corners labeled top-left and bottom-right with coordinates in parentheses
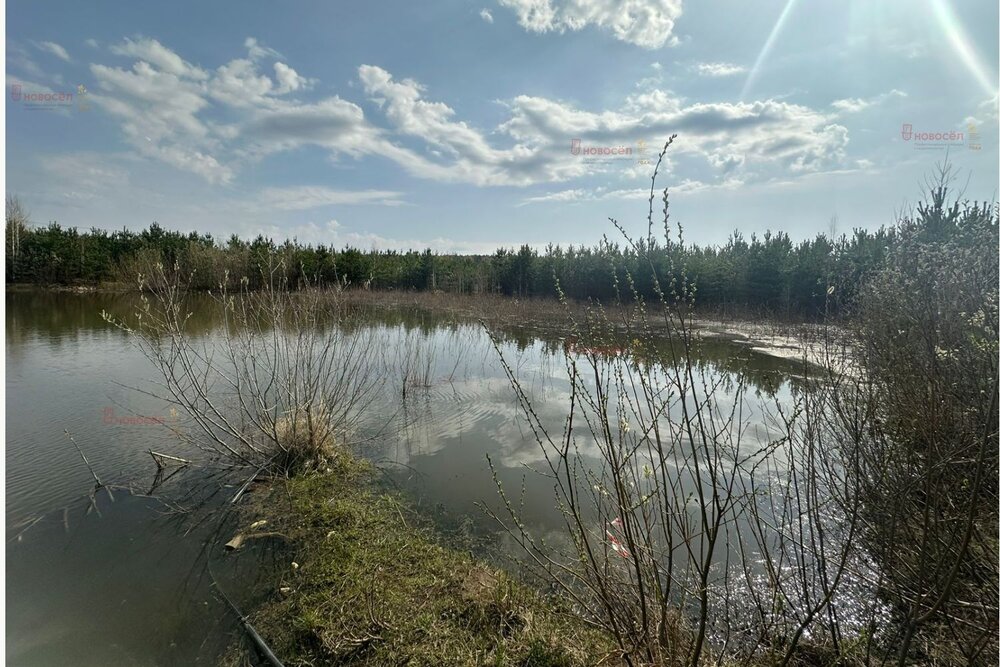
top-left (227, 454), bottom-right (619, 666)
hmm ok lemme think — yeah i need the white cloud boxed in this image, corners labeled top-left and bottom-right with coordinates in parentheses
top-left (480, 8), bottom-right (494, 23)
top-left (977, 94), bottom-right (998, 120)
top-left (254, 219), bottom-right (499, 254)
top-left (210, 57), bottom-right (278, 107)
top-left (359, 64), bottom-right (583, 185)
top-left (502, 91), bottom-right (849, 177)
top-left (831, 89), bottom-right (906, 113)
top-left (241, 96), bottom-right (381, 158)
top-left (671, 177), bottom-right (744, 194)
top-left (694, 62), bottom-right (746, 77)
top-left (519, 188), bottom-right (589, 205)
top-left (273, 62), bottom-right (309, 93)
top-left (498, 0), bottom-right (683, 48)
top-left (110, 37), bottom-right (208, 80)
top-left (81, 38), bottom-right (849, 193)
top-left (244, 37), bottom-right (281, 61)
top-left (257, 186), bottom-right (406, 210)
top-left (8, 44), bottom-right (47, 80)
top-left (92, 38), bottom-right (327, 182)
top-left (91, 46), bottom-right (230, 182)
top-left (85, 38), bottom-right (99, 49)
top-left (35, 40), bottom-right (71, 62)
top-left (964, 95), bottom-right (999, 127)
top-left (519, 186), bottom-right (648, 205)
top-left (523, 177), bottom-right (757, 202)
top-left (40, 153), bottom-right (132, 203)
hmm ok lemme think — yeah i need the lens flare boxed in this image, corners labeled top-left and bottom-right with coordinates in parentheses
top-left (928, 0), bottom-right (997, 97)
top-left (742, 0), bottom-right (997, 102)
top-left (740, 0), bottom-right (800, 101)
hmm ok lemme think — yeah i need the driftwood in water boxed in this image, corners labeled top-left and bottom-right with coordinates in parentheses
top-left (148, 450), bottom-right (192, 468)
top-left (224, 531), bottom-right (288, 551)
top-left (64, 430), bottom-right (103, 487)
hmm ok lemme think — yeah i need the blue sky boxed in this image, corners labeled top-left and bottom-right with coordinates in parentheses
top-left (6, 0), bottom-right (998, 251)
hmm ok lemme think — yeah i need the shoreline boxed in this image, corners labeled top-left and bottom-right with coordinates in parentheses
top-left (223, 453), bottom-right (617, 665)
top-left (7, 283), bottom-right (839, 368)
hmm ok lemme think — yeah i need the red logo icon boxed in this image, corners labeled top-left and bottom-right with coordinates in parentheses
top-left (901, 123), bottom-right (913, 141)
top-left (10, 84), bottom-right (22, 102)
top-left (570, 138), bottom-right (581, 155)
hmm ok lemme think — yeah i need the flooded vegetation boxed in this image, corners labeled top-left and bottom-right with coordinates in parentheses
top-left (6, 286), bottom-right (822, 664)
top-left (7, 0), bottom-right (1000, 660)
top-left (7, 159), bottom-right (999, 666)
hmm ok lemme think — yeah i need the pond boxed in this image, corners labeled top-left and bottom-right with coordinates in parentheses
top-left (6, 290), bottom-right (816, 665)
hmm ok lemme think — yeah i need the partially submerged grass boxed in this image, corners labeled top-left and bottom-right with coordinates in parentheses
top-left (226, 454), bottom-right (619, 666)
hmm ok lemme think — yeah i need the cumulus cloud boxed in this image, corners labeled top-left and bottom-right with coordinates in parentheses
top-left (359, 64), bottom-right (584, 185)
top-left (241, 96), bottom-right (380, 158)
top-left (480, 8), bottom-right (494, 23)
top-left (81, 37), bottom-right (847, 191)
top-left (90, 55), bottom-right (230, 182)
top-left (91, 37), bottom-right (328, 182)
top-left (274, 62), bottom-right (309, 93)
top-left (210, 57), bottom-right (279, 107)
top-left (501, 90), bottom-right (849, 176)
top-left (498, 0), bottom-right (683, 48)
top-left (694, 62), bottom-right (746, 77)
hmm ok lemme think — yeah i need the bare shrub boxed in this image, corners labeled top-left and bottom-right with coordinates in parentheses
top-left (841, 168), bottom-right (999, 664)
top-left (485, 137), bottom-right (869, 666)
top-left (104, 260), bottom-right (388, 476)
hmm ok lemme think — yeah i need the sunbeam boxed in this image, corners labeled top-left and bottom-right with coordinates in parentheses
top-left (928, 0), bottom-right (998, 96)
top-left (740, 0), bottom-right (800, 101)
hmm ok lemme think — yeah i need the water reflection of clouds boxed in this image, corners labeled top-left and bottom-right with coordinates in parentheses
top-left (382, 325), bottom-right (802, 478)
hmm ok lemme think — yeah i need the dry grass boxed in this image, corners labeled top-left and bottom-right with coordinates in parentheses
top-left (272, 406), bottom-right (339, 473)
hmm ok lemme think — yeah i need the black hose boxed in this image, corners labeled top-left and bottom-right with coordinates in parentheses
top-left (208, 563), bottom-right (285, 667)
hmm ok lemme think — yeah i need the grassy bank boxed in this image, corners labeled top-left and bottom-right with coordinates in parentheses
top-left (225, 453), bottom-right (618, 666)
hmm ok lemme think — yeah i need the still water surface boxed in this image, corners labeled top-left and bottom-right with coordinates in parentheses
top-left (6, 291), bottom-right (807, 665)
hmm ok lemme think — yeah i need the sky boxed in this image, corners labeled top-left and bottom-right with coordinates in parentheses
top-left (6, 0), bottom-right (999, 252)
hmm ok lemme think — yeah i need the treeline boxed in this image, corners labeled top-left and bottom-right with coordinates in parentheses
top-left (5, 194), bottom-right (997, 317)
